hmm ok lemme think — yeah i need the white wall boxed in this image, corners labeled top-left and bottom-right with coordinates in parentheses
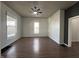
top-left (48, 10), bottom-right (60, 44)
top-left (48, 9), bottom-right (64, 44)
top-left (69, 16), bottom-right (79, 42)
top-left (1, 2), bottom-right (22, 49)
top-left (22, 18), bottom-right (48, 37)
top-left (0, 2), bottom-right (2, 56)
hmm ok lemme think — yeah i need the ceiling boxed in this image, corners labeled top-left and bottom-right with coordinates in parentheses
top-left (3, 1), bottom-right (77, 18)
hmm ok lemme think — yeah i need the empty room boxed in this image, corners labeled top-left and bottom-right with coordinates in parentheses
top-left (0, 1), bottom-right (79, 58)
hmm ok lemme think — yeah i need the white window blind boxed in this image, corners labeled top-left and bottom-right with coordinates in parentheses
top-left (7, 12), bottom-right (17, 39)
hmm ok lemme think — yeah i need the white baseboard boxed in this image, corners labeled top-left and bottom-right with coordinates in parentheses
top-left (72, 40), bottom-right (79, 42)
top-left (64, 43), bottom-right (71, 47)
top-left (48, 36), bottom-right (60, 44)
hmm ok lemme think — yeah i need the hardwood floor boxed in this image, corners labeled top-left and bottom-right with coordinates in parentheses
top-left (1, 37), bottom-right (79, 58)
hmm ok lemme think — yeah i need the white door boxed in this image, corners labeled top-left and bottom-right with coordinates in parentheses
top-left (68, 15), bottom-right (79, 47)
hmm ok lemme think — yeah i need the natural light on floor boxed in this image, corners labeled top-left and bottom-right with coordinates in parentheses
top-left (33, 38), bottom-right (39, 53)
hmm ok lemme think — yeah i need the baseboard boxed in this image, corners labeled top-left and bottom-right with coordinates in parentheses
top-left (48, 36), bottom-right (69, 47)
top-left (48, 36), bottom-right (60, 44)
top-left (1, 37), bottom-right (22, 53)
top-left (64, 43), bottom-right (71, 47)
top-left (1, 44), bottom-right (12, 53)
top-left (22, 36), bottom-right (49, 38)
top-left (60, 44), bottom-right (68, 47)
top-left (72, 41), bottom-right (79, 42)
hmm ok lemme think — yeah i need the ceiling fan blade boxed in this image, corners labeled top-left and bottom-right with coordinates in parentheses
top-left (31, 8), bottom-right (35, 11)
top-left (37, 9), bottom-right (40, 11)
top-left (38, 12), bottom-right (42, 13)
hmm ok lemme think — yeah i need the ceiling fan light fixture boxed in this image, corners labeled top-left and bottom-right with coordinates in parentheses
top-left (33, 11), bottom-right (37, 14)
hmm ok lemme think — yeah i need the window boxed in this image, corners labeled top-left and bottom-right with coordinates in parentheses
top-left (7, 15), bottom-right (17, 38)
top-left (34, 22), bottom-right (39, 34)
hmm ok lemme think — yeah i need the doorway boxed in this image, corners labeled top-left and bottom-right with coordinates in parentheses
top-left (68, 15), bottom-right (79, 47)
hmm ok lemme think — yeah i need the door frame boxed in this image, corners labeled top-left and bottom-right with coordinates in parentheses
top-left (68, 15), bottom-right (79, 47)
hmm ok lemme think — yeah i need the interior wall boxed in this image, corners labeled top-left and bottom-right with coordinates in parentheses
top-left (1, 2), bottom-right (22, 49)
top-left (0, 1), bottom-right (2, 51)
top-left (48, 9), bottom-right (64, 44)
top-left (64, 2), bottom-right (79, 44)
top-left (22, 17), bottom-right (48, 37)
top-left (69, 16), bottom-right (79, 42)
top-left (48, 10), bottom-right (60, 44)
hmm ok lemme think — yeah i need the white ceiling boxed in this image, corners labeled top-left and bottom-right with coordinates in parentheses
top-left (3, 1), bottom-right (77, 18)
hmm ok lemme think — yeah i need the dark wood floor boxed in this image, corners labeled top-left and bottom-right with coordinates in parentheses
top-left (1, 37), bottom-right (79, 58)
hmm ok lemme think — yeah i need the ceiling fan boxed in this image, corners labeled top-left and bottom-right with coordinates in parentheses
top-left (31, 2), bottom-right (42, 15)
